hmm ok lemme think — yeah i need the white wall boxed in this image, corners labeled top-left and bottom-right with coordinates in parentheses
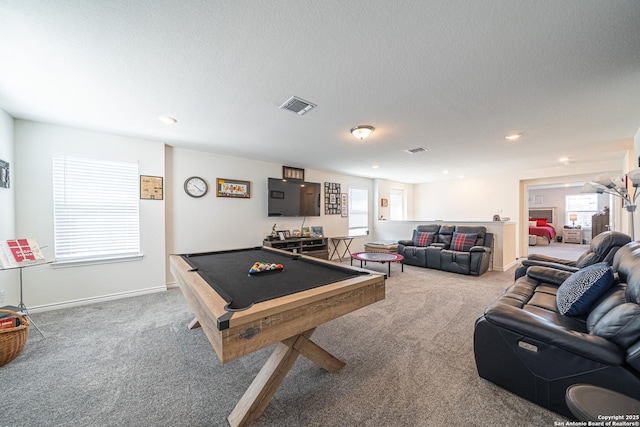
top-left (414, 173), bottom-right (520, 222)
top-left (374, 179), bottom-right (415, 221)
top-left (14, 121), bottom-right (166, 310)
top-left (165, 147), bottom-right (374, 283)
top-left (0, 109), bottom-right (18, 303)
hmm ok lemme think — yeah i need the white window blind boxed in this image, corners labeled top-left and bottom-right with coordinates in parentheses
top-left (566, 194), bottom-right (598, 228)
top-left (348, 187), bottom-right (369, 236)
top-left (390, 188), bottom-right (405, 221)
top-left (53, 155), bottom-right (140, 264)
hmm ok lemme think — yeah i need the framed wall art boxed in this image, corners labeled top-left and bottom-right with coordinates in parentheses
top-left (283, 166), bottom-right (304, 181)
top-left (341, 193), bottom-right (348, 217)
top-left (140, 175), bottom-right (163, 200)
top-left (0, 159), bottom-right (9, 189)
top-left (324, 182), bottom-right (341, 214)
top-left (217, 178), bottom-right (251, 198)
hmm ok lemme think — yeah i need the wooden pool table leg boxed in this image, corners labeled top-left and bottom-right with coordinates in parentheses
top-left (227, 327), bottom-right (345, 427)
top-left (188, 317), bottom-right (200, 330)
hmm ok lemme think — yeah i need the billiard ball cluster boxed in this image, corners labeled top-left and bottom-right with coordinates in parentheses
top-left (249, 261), bottom-right (283, 274)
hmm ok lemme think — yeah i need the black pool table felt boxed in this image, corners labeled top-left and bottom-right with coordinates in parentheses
top-left (182, 248), bottom-right (364, 310)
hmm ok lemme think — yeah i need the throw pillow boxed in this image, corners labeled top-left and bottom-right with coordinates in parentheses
top-left (556, 262), bottom-right (615, 316)
top-left (414, 231), bottom-right (434, 247)
top-left (450, 232), bottom-right (478, 251)
top-left (528, 220), bottom-right (537, 227)
top-left (535, 218), bottom-right (548, 226)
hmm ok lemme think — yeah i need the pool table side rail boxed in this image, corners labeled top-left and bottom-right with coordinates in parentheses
top-left (170, 254), bottom-right (386, 364)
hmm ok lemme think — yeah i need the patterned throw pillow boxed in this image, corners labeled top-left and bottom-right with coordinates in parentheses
top-left (414, 231), bottom-right (434, 247)
top-left (450, 232), bottom-right (478, 251)
top-left (556, 262), bottom-right (615, 316)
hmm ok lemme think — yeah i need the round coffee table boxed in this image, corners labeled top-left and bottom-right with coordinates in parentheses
top-left (350, 252), bottom-right (404, 277)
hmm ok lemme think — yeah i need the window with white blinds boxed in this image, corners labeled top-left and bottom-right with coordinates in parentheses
top-left (348, 187), bottom-right (369, 236)
top-left (53, 155), bottom-right (141, 264)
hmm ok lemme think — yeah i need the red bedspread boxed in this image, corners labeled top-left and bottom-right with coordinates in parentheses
top-left (529, 225), bottom-right (556, 240)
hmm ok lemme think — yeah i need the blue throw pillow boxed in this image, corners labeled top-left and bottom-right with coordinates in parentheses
top-left (556, 262), bottom-right (615, 316)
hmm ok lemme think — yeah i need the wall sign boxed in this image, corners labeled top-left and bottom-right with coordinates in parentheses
top-left (140, 175), bottom-right (163, 200)
top-left (283, 166), bottom-right (304, 181)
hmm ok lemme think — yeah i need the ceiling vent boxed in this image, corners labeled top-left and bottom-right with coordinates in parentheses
top-left (405, 146), bottom-right (429, 154)
top-left (279, 96), bottom-right (317, 115)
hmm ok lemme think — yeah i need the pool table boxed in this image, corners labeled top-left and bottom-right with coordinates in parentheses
top-left (169, 246), bottom-right (386, 427)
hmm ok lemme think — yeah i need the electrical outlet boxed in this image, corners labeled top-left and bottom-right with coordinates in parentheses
top-left (0, 290), bottom-right (5, 305)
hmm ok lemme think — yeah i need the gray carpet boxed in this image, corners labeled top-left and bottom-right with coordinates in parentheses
top-left (1, 263), bottom-right (565, 426)
top-left (528, 242), bottom-right (586, 260)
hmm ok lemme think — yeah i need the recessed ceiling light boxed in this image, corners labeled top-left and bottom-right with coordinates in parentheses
top-left (505, 133), bottom-right (522, 141)
top-left (458, 175), bottom-right (465, 179)
top-left (158, 116), bottom-right (177, 124)
top-left (442, 170), bottom-right (449, 174)
top-left (372, 164), bottom-right (379, 169)
top-left (558, 157), bottom-right (569, 162)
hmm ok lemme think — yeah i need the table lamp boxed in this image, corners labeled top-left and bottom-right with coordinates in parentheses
top-left (569, 213), bottom-right (578, 227)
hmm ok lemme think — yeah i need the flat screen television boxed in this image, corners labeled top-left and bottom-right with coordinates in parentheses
top-left (268, 178), bottom-right (321, 217)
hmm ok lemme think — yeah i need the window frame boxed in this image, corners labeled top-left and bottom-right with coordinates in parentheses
top-left (389, 187), bottom-right (405, 221)
top-left (52, 154), bottom-right (142, 267)
top-left (348, 187), bottom-right (369, 236)
top-left (565, 194), bottom-right (598, 228)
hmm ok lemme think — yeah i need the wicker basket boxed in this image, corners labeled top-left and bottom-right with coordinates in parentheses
top-left (0, 309), bottom-right (29, 366)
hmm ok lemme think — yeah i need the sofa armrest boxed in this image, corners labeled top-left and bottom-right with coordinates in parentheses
top-left (527, 254), bottom-right (577, 266)
top-left (470, 246), bottom-right (491, 253)
top-left (484, 303), bottom-right (624, 365)
top-left (521, 259), bottom-right (580, 273)
top-left (525, 266), bottom-right (573, 286)
top-left (398, 239), bottom-right (414, 246)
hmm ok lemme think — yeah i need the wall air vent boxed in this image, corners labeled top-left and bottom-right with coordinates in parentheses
top-left (279, 96), bottom-right (317, 115)
top-left (405, 146), bottom-right (429, 154)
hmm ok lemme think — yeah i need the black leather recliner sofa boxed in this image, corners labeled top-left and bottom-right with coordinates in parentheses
top-left (513, 231), bottom-right (631, 280)
top-left (397, 225), bottom-right (493, 276)
top-left (473, 241), bottom-right (640, 417)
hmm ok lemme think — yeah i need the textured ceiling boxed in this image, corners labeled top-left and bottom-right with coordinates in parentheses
top-left (1, 0), bottom-right (639, 183)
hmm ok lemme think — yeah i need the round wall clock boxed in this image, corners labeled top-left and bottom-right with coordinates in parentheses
top-left (184, 176), bottom-right (208, 198)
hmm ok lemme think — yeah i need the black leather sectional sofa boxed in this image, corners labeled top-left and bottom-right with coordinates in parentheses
top-left (474, 241), bottom-right (640, 417)
top-left (397, 224), bottom-right (493, 276)
top-left (513, 231), bottom-right (631, 280)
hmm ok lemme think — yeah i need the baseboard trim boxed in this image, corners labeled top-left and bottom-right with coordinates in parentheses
top-left (27, 286), bottom-right (169, 313)
top-left (494, 260), bottom-right (518, 272)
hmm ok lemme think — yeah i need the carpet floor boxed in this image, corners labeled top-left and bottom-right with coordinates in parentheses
top-left (1, 262), bottom-right (569, 426)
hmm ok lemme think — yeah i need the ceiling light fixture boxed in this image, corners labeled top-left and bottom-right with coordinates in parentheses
top-left (505, 133), bottom-right (522, 141)
top-left (159, 116), bottom-right (177, 124)
top-left (351, 125), bottom-right (374, 140)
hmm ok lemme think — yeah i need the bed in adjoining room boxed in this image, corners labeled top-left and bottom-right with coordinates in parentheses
top-left (528, 207), bottom-right (556, 245)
